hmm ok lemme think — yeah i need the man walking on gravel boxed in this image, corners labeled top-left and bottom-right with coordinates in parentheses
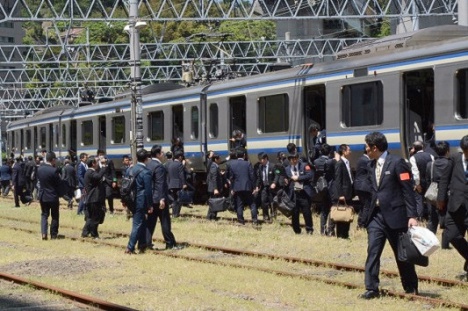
top-left (37, 152), bottom-right (62, 240)
top-left (125, 149), bottom-right (153, 254)
top-left (360, 132), bottom-right (419, 299)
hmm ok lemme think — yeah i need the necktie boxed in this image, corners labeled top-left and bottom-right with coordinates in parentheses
top-left (376, 162), bottom-right (382, 186)
top-left (293, 166), bottom-right (298, 175)
top-left (263, 165), bottom-right (268, 184)
top-left (465, 160), bottom-right (468, 181)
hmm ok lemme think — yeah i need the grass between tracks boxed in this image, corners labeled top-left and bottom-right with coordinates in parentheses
top-left (0, 196), bottom-right (464, 310)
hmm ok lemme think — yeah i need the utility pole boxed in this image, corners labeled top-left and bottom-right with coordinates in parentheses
top-left (128, 0), bottom-right (145, 161)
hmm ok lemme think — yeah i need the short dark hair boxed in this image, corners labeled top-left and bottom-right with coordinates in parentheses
top-left (412, 141), bottom-right (424, 152)
top-left (136, 149), bottom-right (149, 163)
top-left (86, 156), bottom-right (96, 167)
top-left (460, 135), bottom-right (468, 151)
top-left (257, 152), bottom-right (268, 160)
top-left (46, 152), bottom-right (57, 163)
top-left (236, 147), bottom-right (246, 158)
top-left (434, 141), bottom-right (449, 157)
top-left (286, 143), bottom-right (296, 154)
top-left (97, 149), bottom-right (106, 155)
top-left (174, 150), bottom-right (184, 159)
top-left (320, 143), bottom-right (331, 156)
top-left (151, 145), bottom-right (163, 157)
top-left (122, 155), bottom-right (130, 160)
top-left (365, 132), bottom-right (388, 152)
top-left (166, 151), bottom-right (173, 159)
top-left (79, 153), bottom-right (88, 160)
top-left (338, 144), bottom-right (349, 156)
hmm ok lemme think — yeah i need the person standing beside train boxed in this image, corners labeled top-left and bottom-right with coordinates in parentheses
top-left (37, 152), bottom-right (62, 240)
top-left (82, 156), bottom-right (108, 239)
top-left (166, 150), bottom-right (187, 218)
top-left (360, 132), bottom-right (419, 299)
top-left (409, 141), bottom-right (434, 220)
top-left (97, 149), bottom-right (117, 215)
top-left (437, 135), bottom-right (468, 280)
top-left (76, 153), bottom-right (88, 215)
top-left (146, 145), bottom-right (180, 250)
top-left (332, 144), bottom-right (353, 239)
top-left (206, 152), bottom-right (224, 221)
top-left (12, 156), bottom-right (32, 207)
top-left (125, 149), bottom-right (153, 254)
top-left (0, 159), bottom-right (12, 197)
top-left (227, 147), bottom-right (258, 226)
top-left (255, 152), bottom-right (275, 222)
top-left (285, 152), bottom-right (315, 234)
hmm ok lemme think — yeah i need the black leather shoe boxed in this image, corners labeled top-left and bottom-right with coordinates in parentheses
top-left (360, 290), bottom-right (380, 299)
top-left (464, 261), bottom-right (468, 272)
top-left (124, 249), bottom-right (136, 255)
top-left (41, 234), bottom-right (47, 241)
top-left (166, 244), bottom-right (184, 250)
top-left (404, 288), bottom-right (419, 295)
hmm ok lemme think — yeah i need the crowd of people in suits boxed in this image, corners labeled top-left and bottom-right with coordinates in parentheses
top-left (2, 126), bottom-right (468, 288)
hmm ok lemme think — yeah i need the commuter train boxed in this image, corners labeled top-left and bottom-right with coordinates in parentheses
top-left (6, 25), bottom-right (468, 195)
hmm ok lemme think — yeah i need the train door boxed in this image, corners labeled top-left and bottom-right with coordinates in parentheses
top-left (98, 116), bottom-right (106, 152)
top-left (20, 129), bottom-right (24, 154)
top-left (48, 124), bottom-right (53, 152)
top-left (70, 120), bottom-right (77, 154)
top-left (229, 96), bottom-right (246, 145)
top-left (172, 105), bottom-right (184, 142)
top-left (33, 127), bottom-right (37, 155)
top-left (402, 69), bottom-right (434, 158)
top-left (303, 84), bottom-right (326, 159)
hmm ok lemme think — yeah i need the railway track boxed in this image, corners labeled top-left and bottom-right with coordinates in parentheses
top-left (0, 272), bottom-right (137, 311)
top-left (2, 215), bottom-right (467, 310)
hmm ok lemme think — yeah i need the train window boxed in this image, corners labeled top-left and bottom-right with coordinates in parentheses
top-left (191, 106), bottom-right (199, 139)
top-left (81, 121), bottom-right (93, 146)
top-left (111, 116), bottom-right (125, 144)
top-left (457, 69), bottom-right (468, 119)
top-left (25, 130), bottom-right (31, 150)
top-left (62, 124), bottom-right (66, 147)
top-left (148, 111), bottom-right (164, 141)
top-left (39, 127), bottom-right (46, 149)
top-left (341, 81), bottom-right (383, 127)
top-left (258, 94), bottom-right (289, 133)
top-left (209, 103), bottom-right (219, 138)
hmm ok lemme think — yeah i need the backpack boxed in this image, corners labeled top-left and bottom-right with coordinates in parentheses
top-left (120, 168), bottom-right (142, 213)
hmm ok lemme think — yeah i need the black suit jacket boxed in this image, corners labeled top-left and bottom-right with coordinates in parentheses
top-left (285, 161), bottom-right (315, 198)
top-left (84, 167), bottom-right (107, 204)
top-left (256, 162), bottom-right (275, 188)
top-left (228, 159), bottom-right (254, 192)
top-left (37, 163), bottom-right (62, 203)
top-left (12, 161), bottom-right (26, 187)
top-left (364, 153), bottom-right (418, 229)
top-left (147, 158), bottom-right (169, 203)
top-left (207, 162), bottom-right (223, 193)
top-left (334, 159), bottom-right (353, 202)
top-left (62, 163), bottom-right (77, 188)
top-left (353, 154), bottom-right (371, 193)
top-left (438, 153), bottom-right (468, 213)
top-left (166, 160), bottom-right (185, 190)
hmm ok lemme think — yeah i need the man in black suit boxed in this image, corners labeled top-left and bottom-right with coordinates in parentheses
top-left (97, 149), bottom-right (117, 215)
top-left (0, 159), bottom-right (12, 196)
top-left (361, 132), bottom-right (419, 299)
top-left (61, 158), bottom-right (77, 209)
top-left (227, 148), bottom-right (258, 225)
top-left (286, 153), bottom-right (315, 234)
top-left (37, 152), bottom-right (62, 240)
top-left (125, 149), bottom-right (153, 254)
top-left (206, 153), bottom-right (224, 220)
top-left (82, 156), bottom-right (108, 239)
top-left (166, 150), bottom-right (187, 218)
top-left (333, 144), bottom-right (354, 239)
top-left (146, 145), bottom-right (180, 250)
top-left (437, 135), bottom-right (468, 278)
top-left (12, 157), bottom-right (32, 207)
top-left (409, 141), bottom-right (434, 219)
top-left (255, 152), bottom-right (276, 222)
top-left (354, 149), bottom-right (371, 228)
top-left (76, 153), bottom-right (88, 215)
top-left (313, 144), bottom-right (336, 235)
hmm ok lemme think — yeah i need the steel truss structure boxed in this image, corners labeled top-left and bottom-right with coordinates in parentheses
top-left (0, 0), bottom-right (459, 114)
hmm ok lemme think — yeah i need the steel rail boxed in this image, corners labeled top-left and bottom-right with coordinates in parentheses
top-left (0, 272), bottom-right (137, 311)
top-left (4, 224), bottom-right (468, 311)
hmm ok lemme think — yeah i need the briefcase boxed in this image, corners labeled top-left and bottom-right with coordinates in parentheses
top-left (397, 231), bottom-right (429, 267)
top-left (273, 189), bottom-right (295, 218)
top-left (208, 197), bottom-right (227, 212)
top-left (330, 204), bottom-right (354, 223)
top-left (178, 189), bottom-right (194, 204)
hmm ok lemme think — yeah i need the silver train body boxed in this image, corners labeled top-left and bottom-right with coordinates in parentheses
top-left (6, 25), bottom-right (468, 180)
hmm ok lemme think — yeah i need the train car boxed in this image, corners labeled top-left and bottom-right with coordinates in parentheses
top-left (6, 25), bottom-right (468, 200)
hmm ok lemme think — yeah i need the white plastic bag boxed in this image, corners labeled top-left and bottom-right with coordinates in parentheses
top-left (410, 226), bottom-right (440, 257)
top-left (74, 188), bottom-right (82, 201)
